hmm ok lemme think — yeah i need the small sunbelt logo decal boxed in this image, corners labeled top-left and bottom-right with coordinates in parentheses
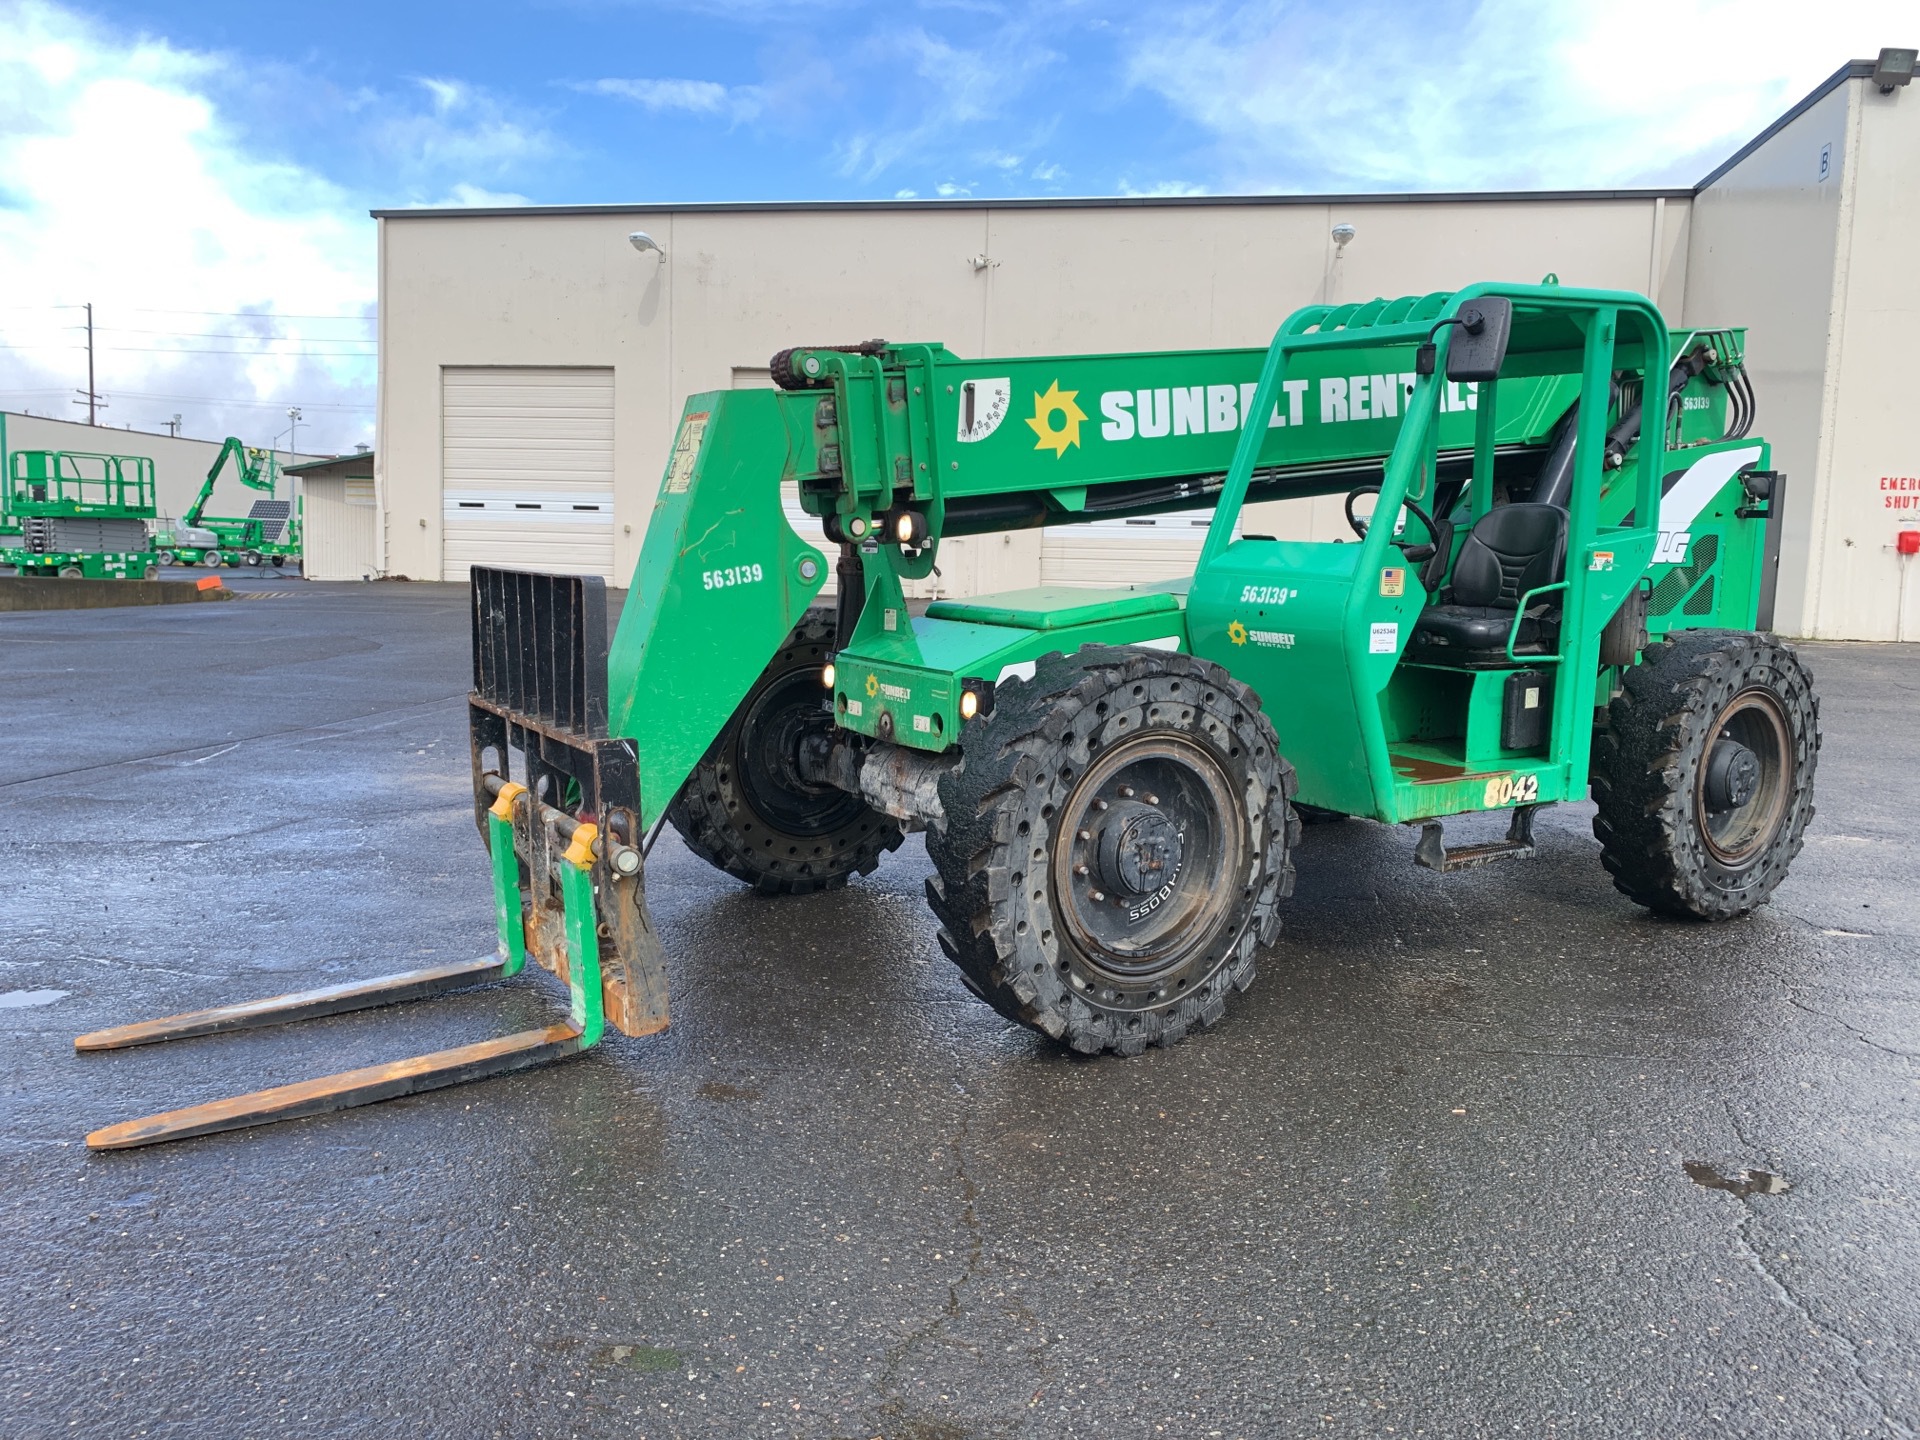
top-left (1027, 380), bottom-right (1087, 456)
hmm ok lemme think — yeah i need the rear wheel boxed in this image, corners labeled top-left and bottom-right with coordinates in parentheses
top-left (926, 646), bottom-right (1298, 1055)
top-left (1591, 630), bottom-right (1819, 919)
top-left (667, 609), bottom-right (903, 895)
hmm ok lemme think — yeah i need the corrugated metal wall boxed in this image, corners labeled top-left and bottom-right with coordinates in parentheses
top-left (303, 475), bottom-right (378, 580)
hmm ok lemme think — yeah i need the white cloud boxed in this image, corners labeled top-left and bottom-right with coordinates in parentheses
top-left (1030, 160), bottom-right (1065, 183)
top-left (575, 76), bottom-right (765, 123)
top-left (374, 75), bottom-right (555, 181)
top-left (1126, 0), bottom-right (1918, 191)
top-left (894, 188), bottom-right (919, 198)
top-left (0, 2), bottom-right (376, 451)
top-left (934, 180), bottom-right (973, 197)
top-left (426, 183), bottom-right (533, 208)
top-left (1116, 177), bottom-right (1209, 197)
top-left (835, 22), bottom-right (1061, 181)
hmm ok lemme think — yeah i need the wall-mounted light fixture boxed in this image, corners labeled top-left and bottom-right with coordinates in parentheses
top-left (628, 231), bottom-right (666, 260)
top-left (1873, 46), bottom-right (1915, 93)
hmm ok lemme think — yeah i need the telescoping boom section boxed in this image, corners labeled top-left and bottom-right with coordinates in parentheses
top-left (79, 281), bottom-right (1811, 1143)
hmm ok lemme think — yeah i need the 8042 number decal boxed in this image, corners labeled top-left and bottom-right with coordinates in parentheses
top-left (1483, 773), bottom-right (1540, 808)
top-left (702, 562), bottom-right (764, 590)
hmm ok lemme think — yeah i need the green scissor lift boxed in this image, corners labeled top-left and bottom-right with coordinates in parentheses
top-left (1, 427), bottom-right (158, 580)
top-left (79, 279), bottom-right (1816, 1147)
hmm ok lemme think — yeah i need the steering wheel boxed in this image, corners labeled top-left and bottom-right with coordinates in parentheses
top-left (1344, 485), bottom-right (1455, 593)
top-left (1344, 486), bottom-right (1441, 560)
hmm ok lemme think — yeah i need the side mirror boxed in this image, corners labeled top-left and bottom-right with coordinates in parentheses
top-left (1445, 297), bottom-right (1511, 381)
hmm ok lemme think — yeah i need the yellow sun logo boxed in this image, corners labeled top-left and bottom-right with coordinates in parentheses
top-left (1025, 380), bottom-right (1087, 457)
top-left (865, 672), bottom-right (880, 698)
top-left (1227, 620), bottom-right (1249, 646)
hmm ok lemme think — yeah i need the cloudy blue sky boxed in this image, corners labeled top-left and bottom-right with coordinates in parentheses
top-left (0, 0), bottom-right (1909, 451)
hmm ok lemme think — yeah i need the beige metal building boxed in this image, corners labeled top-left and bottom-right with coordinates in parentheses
top-left (373, 57), bottom-right (1918, 640)
top-left (285, 451), bottom-right (378, 580)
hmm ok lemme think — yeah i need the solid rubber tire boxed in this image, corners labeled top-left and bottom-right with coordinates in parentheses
top-left (1590, 628), bottom-right (1819, 920)
top-left (667, 609), bottom-right (903, 895)
top-left (925, 645), bottom-right (1299, 1056)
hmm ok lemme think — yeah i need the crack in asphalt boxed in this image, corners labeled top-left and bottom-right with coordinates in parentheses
top-left (869, 1101), bottom-right (1055, 1429)
top-left (1727, 1197), bottom-right (1912, 1437)
top-left (1784, 995), bottom-right (1920, 1061)
top-left (0, 693), bottom-right (467, 792)
top-left (1714, 1100), bottom-right (1915, 1439)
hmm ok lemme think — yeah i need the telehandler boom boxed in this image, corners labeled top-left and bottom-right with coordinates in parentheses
top-left (79, 280), bottom-right (1817, 1148)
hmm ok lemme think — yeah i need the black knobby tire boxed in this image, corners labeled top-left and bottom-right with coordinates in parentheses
top-left (925, 646), bottom-right (1299, 1056)
top-left (667, 609), bottom-right (903, 895)
top-left (1591, 629), bottom-right (1819, 920)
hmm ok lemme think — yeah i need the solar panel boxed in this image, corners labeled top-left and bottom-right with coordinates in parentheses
top-left (248, 499), bottom-right (293, 542)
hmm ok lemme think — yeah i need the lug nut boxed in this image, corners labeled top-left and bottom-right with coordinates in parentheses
top-left (1118, 785), bottom-right (1134, 799)
top-left (1145, 793), bottom-right (1159, 806)
top-left (1077, 828), bottom-right (1092, 842)
top-left (1073, 863), bottom-right (1089, 876)
top-left (1092, 798), bottom-right (1109, 811)
top-left (1090, 890), bottom-right (1105, 902)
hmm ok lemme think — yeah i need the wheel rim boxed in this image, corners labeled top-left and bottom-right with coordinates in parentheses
top-left (1694, 687), bottom-right (1792, 869)
top-left (1050, 733), bottom-right (1243, 984)
top-left (734, 666), bottom-right (864, 837)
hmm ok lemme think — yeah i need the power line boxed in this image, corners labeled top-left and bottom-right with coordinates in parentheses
top-left (0, 303), bottom-right (374, 321)
top-left (100, 343), bottom-right (377, 355)
top-left (0, 340), bottom-right (377, 356)
top-left (4, 387), bottom-right (373, 412)
top-left (93, 324), bottom-right (373, 341)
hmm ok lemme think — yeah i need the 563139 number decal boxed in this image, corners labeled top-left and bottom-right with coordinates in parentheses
top-left (702, 562), bottom-right (764, 590)
top-left (1483, 773), bottom-right (1540, 808)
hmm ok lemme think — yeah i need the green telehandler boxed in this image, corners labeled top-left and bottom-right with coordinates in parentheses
top-left (154, 436), bottom-right (301, 570)
top-left (79, 280), bottom-right (1818, 1149)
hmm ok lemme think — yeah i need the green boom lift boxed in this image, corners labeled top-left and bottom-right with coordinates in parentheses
top-left (2, 435), bottom-right (158, 580)
top-left (154, 436), bottom-right (301, 569)
top-left (79, 280), bottom-right (1818, 1148)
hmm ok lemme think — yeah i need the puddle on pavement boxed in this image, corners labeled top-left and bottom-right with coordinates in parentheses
top-left (0, 989), bottom-right (69, 1009)
top-left (593, 1343), bottom-right (681, 1372)
top-left (1685, 1161), bottom-right (1789, 1197)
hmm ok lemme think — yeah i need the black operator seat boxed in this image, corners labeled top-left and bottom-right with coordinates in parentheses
top-left (1408, 502), bottom-right (1568, 660)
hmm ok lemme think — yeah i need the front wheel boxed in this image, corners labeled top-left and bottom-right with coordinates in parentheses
top-left (667, 609), bottom-right (903, 895)
top-left (1591, 630), bottom-right (1819, 920)
top-left (926, 647), bottom-right (1298, 1055)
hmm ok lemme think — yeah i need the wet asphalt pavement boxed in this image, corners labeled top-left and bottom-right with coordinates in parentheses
top-left (2, 580), bottom-right (1917, 1439)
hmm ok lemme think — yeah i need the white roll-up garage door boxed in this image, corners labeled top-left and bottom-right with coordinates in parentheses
top-left (1040, 509), bottom-right (1231, 588)
top-left (441, 367), bottom-right (615, 581)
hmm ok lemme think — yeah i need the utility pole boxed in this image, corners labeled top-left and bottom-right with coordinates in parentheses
top-left (166, 414), bottom-right (182, 437)
top-left (286, 405), bottom-right (302, 456)
top-left (71, 302), bottom-right (105, 424)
